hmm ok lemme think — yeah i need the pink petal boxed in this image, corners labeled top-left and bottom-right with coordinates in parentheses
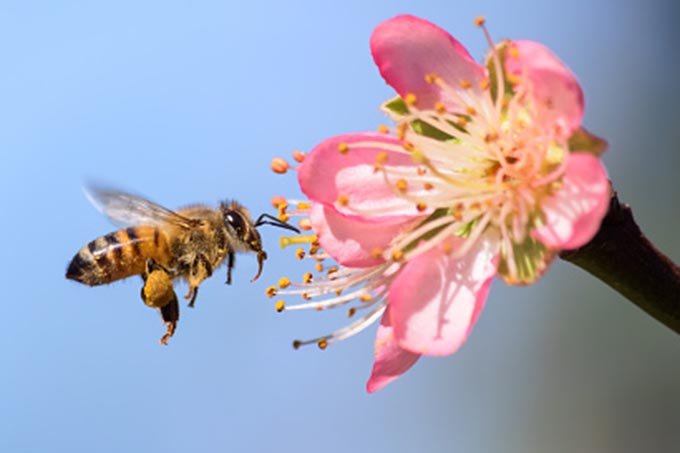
top-left (298, 132), bottom-right (428, 222)
top-left (366, 309), bottom-right (420, 393)
top-left (532, 153), bottom-right (610, 250)
top-left (371, 15), bottom-right (485, 109)
top-left (505, 40), bottom-right (584, 137)
top-left (310, 204), bottom-right (420, 268)
top-left (389, 233), bottom-right (500, 356)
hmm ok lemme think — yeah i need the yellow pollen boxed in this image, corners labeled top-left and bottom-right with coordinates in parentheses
top-left (337, 142), bottom-right (349, 154)
top-left (291, 149), bottom-right (305, 163)
top-left (484, 132), bottom-right (499, 143)
top-left (278, 213), bottom-right (290, 223)
top-left (316, 305), bottom-right (323, 311)
top-left (377, 124), bottom-right (390, 134)
top-left (335, 289), bottom-right (343, 296)
top-left (360, 293), bottom-right (373, 302)
top-left (347, 307), bottom-right (356, 318)
top-left (275, 300), bottom-right (285, 312)
top-left (441, 238), bottom-right (454, 254)
top-left (292, 340), bottom-right (302, 350)
top-left (374, 151), bottom-right (388, 171)
top-left (296, 201), bottom-right (311, 210)
top-left (506, 73), bottom-right (521, 86)
top-left (453, 210), bottom-right (463, 221)
top-left (318, 339), bottom-right (328, 350)
top-left (370, 247), bottom-right (383, 259)
top-left (424, 73), bottom-right (439, 84)
top-left (411, 149), bottom-right (427, 164)
top-left (396, 123), bottom-right (408, 140)
top-left (509, 45), bottom-right (520, 59)
top-left (309, 244), bottom-right (320, 255)
top-left (279, 234), bottom-right (318, 249)
top-left (270, 157), bottom-right (289, 174)
top-left (315, 262), bottom-right (324, 272)
top-left (270, 195), bottom-right (287, 208)
top-left (295, 248), bottom-right (306, 260)
top-left (456, 117), bottom-right (469, 128)
top-left (395, 179), bottom-right (408, 193)
top-left (265, 286), bottom-right (278, 298)
top-left (302, 293), bottom-right (311, 300)
top-left (278, 277), bottom-right (291, 289)
top-left (434, 102), bottom-right (447, 114)
top-left (302, 272), bottom-right (313, 284)
top-left (416, 202), bottom-right (427, 212)
top-left (424, 182), bottom-right (434, 190)
top-left (391, 249), bottom-right (404, 262)
top-left (336, 194), bottom-right (349, 207)
top-left (459, 79), bottom-right (472, 89)
top-left (298, 218), bottom-right (312, 231)
top-left (404, 93), bottom-right (417, 106)
top-left (403, 141), bottom-right (415, 152)
top-left (479, 78), bottom-right (491, 90)
top-left (466, 106), bottom-right (477, 116)
top-left (474, 16), bottom-right (486, 27)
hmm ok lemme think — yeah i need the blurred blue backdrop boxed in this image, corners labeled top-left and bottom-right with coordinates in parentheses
top-left (1, 1), bottom-right (679, 452)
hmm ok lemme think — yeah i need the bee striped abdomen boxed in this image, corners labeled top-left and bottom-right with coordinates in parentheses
top-left (66, 226), bottom-right (172, 286)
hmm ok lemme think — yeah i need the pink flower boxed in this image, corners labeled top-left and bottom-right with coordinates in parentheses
top-left (272, 15), bottom-right (609, 392)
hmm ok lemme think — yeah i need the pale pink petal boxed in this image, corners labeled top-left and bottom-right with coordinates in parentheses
top-left (366, 309), bottom-right (420, 393)
top-left (389, 232), bottom-right (500, 356)
top-left (371, 15), bottom-right (485, 109)
top-left (298, 132), bottom-right (429, 221)
top-left (310, 204), bottom-right (421, 268)
top-left (532, 153), bottom-right (609, 250)
top-left (505, 40), bottom-right (584, 137)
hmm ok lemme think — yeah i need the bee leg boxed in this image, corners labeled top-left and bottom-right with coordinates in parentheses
top-left (185, 285), bottom-right (199, 308)
top-left (226, 252), bottom-right (235, 285)
top-left (185, 255), bottom-right (212, 308)
top-left (159, 291), bottom-right (179, 345)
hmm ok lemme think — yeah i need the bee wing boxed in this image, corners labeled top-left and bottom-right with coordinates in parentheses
top-left (84, 185), bottom-right (198, 230)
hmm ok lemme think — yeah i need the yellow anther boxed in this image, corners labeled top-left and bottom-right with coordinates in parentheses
top-left (470, 202), bottom-right (481, 210)
top-left (302, 293), bottom-right (312, 300)
top-left (315, 262), bottom-right (324, 272)
top-left (295, 248), bottom-right (306, 260)
top-left (370, 247), bottom-right (383, 259)
top-left (270, 157), bottom-right (289, 174)
top-left (434, 102), bottom-right (447, 114)
top-left (360, 293), bottom-right (373, 302)
top-left (318, 339), bottom-right (328, 350)
top-left (375, 151), bottom-right (388, 167)
top-left (335, 289), bottom-right (343, 296)
top-left (347, 307), bottom-right (357, 318)
top-left (506, 73), bottom-right (521, 86)
top-left (509, 45), bottom-right (520, 59)
top-left (395, 179), bottom-right (408, 193)
top-left (411, 148), bottom-right (427, 164)
top-left (336, 194), bottom-right (349, 207)
top-left (456, 117), bottom-right (469, 128)
top-left (296, 201), bottom-right (312, 210)
top-left (474, 16), bottom-right (486, 27)
top-left (417, 167), bottom-right (427, 176)
top-left (377, 124), bottom-right (390, 134)
top-left (337, 142), bottom-right (349, 154)
top-left (278, 277), bottom-right (291, 289)
top-left (309, 244), bottom-right (320, 255)
top-left (404, 93), bottom-right (417, 106)
top-left (302, 272), bottom-right (313, 284)
top-left (479, 78), bottom-right (491, 90)
top-left (298, 218), bottom-right (312, 231)
top-left (459, 79), bottom-right (472, 89)
top-left (416, 202), bottom-right (428, 212)
top-left (391, 249), bottom-right (404, 262)
top-left (403, 141), bottom-right (415, 152)
top-left (484, 132), bottom-right (499, 143)
top-left (327, 266), bottom-right (339, 276)
top-left (292, 149), bottom-right (305, 163)
top-left (279, 234), bottom-right (318, 249)
top-left (265, 286), bottom-right (278, 298)
top-left (424, 73), bottom-right (439, 84)
top-left (396, 123), bottom-right (408, 140)
top-left (275, 300), bottom-right (285, 312)
top-left (271, 195), bottom-right (287, 208)
top-left (423, 182), bottom-right (434, 191)
top-left (466, 106), bottom-right (477, 116)
top-left (441, 239), bottom-right (454, 255)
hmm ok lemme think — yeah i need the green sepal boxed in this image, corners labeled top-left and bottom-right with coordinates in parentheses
top-left (382, 96), bottom-right (409, 117)
top-left (567, 127), bottom-right (608, 156)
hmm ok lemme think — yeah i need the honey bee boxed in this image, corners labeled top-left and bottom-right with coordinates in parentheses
top-left (66, 186), bottom-right (298, 344)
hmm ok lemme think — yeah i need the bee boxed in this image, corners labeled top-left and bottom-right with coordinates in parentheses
top-left (66, 186), bottom-right (298, 344)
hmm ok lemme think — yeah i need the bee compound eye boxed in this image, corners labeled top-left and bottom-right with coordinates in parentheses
top-left (225, 211), bottom-right (246, 237)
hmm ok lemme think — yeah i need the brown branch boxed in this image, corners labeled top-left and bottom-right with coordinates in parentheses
top-left (560, 191), bottom-right (680, 334)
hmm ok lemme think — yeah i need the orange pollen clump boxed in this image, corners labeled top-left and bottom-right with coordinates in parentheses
top-left (459, 79), bottom-right (472, 89)
top-left (275, 300), bottom-right (285, 312)
top-left (265, 286), bottom-right (278, 298)
top-left (337, 142), bottom-right (349, 154)
top-left (396, 179), bottom-right (408, 193)
top-left (377, 124), bottom-right (390, 134)
top-left (270, 157), bottom-right (289, 174)
top-left (298, 218), bottom-right (312, 231)
top-left (336, 194), bottom-right (349, 207)
top-left (291, 150), bottom-right (305, 163)
top-left (404, 93), bottom-right (417, 106)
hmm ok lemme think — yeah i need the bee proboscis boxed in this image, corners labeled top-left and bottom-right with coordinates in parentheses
top-left (66, 186), bottom-right (298, 344)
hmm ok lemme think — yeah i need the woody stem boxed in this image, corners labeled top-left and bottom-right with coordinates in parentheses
top-left (559, 190), bottom-right (680, 334)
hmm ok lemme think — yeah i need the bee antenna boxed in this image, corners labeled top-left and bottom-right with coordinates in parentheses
top-left (255, 213), bottom-right (301, 234)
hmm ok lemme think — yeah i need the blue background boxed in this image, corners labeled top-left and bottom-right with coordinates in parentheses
top-left (2, 1), bottom-right (679, 452)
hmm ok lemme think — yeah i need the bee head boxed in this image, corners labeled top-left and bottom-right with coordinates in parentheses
top-left (221, 201), bottom-right (267, 282)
